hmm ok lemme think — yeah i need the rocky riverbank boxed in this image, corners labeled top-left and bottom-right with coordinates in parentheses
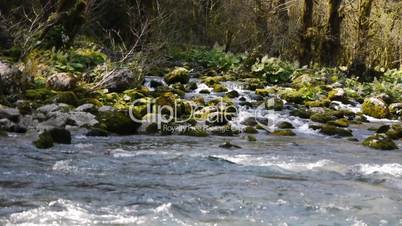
top-left (0, 47), bottom-right (401, 151)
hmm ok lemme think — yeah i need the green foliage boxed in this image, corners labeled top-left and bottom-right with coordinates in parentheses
top-left (45, 47), bottom-right (107, 73)
top-left (251, 56), bottom-right (295, 84)
top-left (172, 47), bottom-right (241, 70)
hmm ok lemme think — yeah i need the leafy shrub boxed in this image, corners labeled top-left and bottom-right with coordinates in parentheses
top-left (46, 47), bottom-right (107, 73)
top-left (172, 47), bottom-right (241, 70)
top-left (251, 56), bottom-right (295, 84)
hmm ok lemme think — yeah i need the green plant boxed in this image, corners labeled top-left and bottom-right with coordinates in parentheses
top-left (251, 56), bottom-right (294, 84)
top-left (47, 47), bottom-right (107, 73)
top-left (172, 47), bottom-right (241, 70)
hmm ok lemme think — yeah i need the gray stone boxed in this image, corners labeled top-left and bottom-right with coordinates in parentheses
top-left (96, 68), bottom-right (143, 92)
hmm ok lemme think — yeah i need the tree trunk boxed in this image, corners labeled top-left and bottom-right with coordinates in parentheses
top-left (255, 0), bottom-right (270, 49)
top-left (321, 0), bottom-right (343, 66)
top-left (349, 0), bottom-right (375, 81)
top-left (299, 0), bottom-right (314, 66)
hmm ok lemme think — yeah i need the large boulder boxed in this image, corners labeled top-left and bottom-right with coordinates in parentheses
top-left (164, 67), bottom-right (190, 85)
top-left (47, 73), bottom-right (78, 91)
top-left (361, 97), bottom-right (389, 119)
top-left (96, 68), bottom-right (143, 92)
top-left (0, 61), bottom-right (31, 95)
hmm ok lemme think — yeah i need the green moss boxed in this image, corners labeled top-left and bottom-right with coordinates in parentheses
top-left (310, 112), bottom-right (335, 123)
top-left (361, 97), bottom-right (389, 119)
top-left (277, 121), bottom-right (294, 129)
top-left (256, 88), bottom-right (276, 96)
top-left (52, 91), bottom-right (79, 106)
top-left (213, 83), bottom-right (228, 92)
top-left (272, 129), bottom-right (296, 136)
top-left (304, 99), bottom-right (330, 107)
top-left (203, 76), bottom-right (225, 86)
top-left (243, 126), bottom-right (258, 134)
top-left (25, 88), bottom-right (55, 100)
top-left (385, 125), bottom-right (402, 140)
top-left (363, 133), bottom-right (398, 150)
top-left (327, 118), bottom-right (350, 128)
top-left (164, 67), bottom-right (190, 85)
top-left (33, 131), bottom-right (54, 149)
top-left (290, 108), bottom-right (312, 119)
top-left (225, 90), bottom-right (239, 98)
top-left (319, 125), bottom-right (353, 137)
top-left (97, 111), bottom-right (141, 135)
top-left (265, 98), bottom-right (284, 111)
top-left (247, 135), bottom-right (257, 141)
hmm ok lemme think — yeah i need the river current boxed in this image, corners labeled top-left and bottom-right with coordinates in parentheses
top-left (0, 78), bottom-right (401, 225)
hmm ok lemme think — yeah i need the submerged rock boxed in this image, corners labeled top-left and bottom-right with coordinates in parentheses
top-left (164, 67), bottom-right (190, 85)
top-left (86, 128), bottom-right (109, 137)
top-left (361, 97), bottom-right (389, 119)
top-left (327, 118), bottom-right (349, 128)
top-left (247, 135), bottom-right (257, 141)
top-left (362, 133), bottom-right (398, 150)
top-left (47, 73), bottom-right (78, 91)
top-left (272, 129), bottom-right (296, 136)
top-left (319, 125), bottom-right (353, 137)
top-left (219, 141), bottom-right (241, 149)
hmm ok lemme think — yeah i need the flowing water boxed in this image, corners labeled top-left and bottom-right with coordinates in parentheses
top-left (0, 78), bottom-right (401, 226)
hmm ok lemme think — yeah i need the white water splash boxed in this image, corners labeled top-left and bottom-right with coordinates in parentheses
top-left (354, 163), bottom-right (402, 177)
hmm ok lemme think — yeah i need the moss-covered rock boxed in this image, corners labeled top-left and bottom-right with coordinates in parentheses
top-left (328, 88), bottom-right (347, 102)
top-left (48, 128), bottom-right (72, 144)
top-left (361, 97), bottom-right (389, 119)
top-left (97, 111), bottom-right (141, 135)
top-left (255, 88), bottom-right (277, 96)
top-left (310, 112), bottom-right (336, 123)
top-left (319, 125), bottom-right (353, 137)
top-left (203, 76), bottom-right (225, 86)
top-left (362, 133), bottom-right (398, 150)
top-left (272, 129), bottom-right (296, 136)
top-left (243, 126), bottom-right (258, 134)
top-left (199, 89), bottom-right (211, 94)
top-left (304, 99), bottom-right (330, 108)
top-left (327, 118), bottom-right (350, 128)
top-left (290, 108), bottom-right (312, 119)
top-left (164, 67), bottom-right (190, 85)
top-left (279, 88), bottom-right (305, 104)
top-left (247, 135), bottom-right (257, 141)
top-left (225, 90), bottom-right (239, 98)
top-left (208, 125), bottom-right (240, 136)
top-left (33, 131), bottom-right (54, 149)
top-left (213, 83), bottom-right (228, 92)
top-left (385, 125), bottom-right (402, 140)
top-left (47, 72), bottom-right (78, 91)
top-left (265, 97), bottom-right (284, 111)
top-left (277, 121), bottom-right (294, 129)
